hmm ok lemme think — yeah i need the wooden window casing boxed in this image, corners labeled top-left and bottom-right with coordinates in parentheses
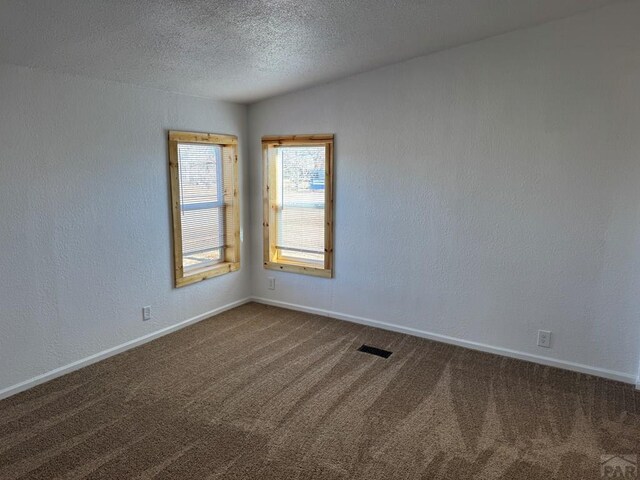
top-left (169, 131), bottom-right (240, 288)
top-left (262, 134), bottom-right (334, 278)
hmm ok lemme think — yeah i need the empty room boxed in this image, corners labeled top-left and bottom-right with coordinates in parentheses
top-left (1, 0), bottom-right (640, 478)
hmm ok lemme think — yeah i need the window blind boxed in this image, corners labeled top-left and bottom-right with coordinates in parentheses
top-left (177, 143), bottom-right (224, 272)
top-left (275, 146), bottom-right (326, 264)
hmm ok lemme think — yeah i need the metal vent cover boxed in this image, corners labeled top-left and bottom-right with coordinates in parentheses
top-left (357, 344), bottom-right (392, 358)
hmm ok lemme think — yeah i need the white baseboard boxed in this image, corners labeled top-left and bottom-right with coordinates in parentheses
top-left (2, 295), bottom-right (634, 401)
top-left (251, 297), bottom-right (636, 385)
top-left (0, 297), bottom-right (252, 401)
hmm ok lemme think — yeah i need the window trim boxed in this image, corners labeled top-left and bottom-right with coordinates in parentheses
top-left (169, 130), bottom-right (240, 288)
top-left (262, 134), bottom-right (334, 278)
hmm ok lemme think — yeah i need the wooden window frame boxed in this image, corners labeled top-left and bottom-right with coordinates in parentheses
top-left (169, 130), bottom-right (240, 288)
top-left (262, 134), bottom-right (334, 278)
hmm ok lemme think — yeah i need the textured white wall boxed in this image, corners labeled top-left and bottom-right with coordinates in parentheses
top-left (0, 64), bottom-right (250, 392)
top-left (249, 1), bottom-right (640, 381)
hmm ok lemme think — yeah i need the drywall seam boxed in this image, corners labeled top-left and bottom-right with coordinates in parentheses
top-left (251, 297), bottom-right (636, 384)
top-left (0, 297), bottom-right (252, 401)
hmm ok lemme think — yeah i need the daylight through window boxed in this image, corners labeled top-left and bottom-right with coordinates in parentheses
top-left (263, 135), bottom-right (333, 277)
top-left (169, 131), bottom-right (240, 287)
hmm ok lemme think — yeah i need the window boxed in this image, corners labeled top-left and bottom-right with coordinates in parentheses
top-left (169, 131), bottom-right (240, 287)
top-left (262, 135), bottom-right (333, 277)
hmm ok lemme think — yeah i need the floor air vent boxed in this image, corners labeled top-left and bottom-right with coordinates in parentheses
top-left (357, 344), bottom-right (392, 358)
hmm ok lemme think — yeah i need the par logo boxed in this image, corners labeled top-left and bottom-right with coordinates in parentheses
top-left (601, 455), bottom-right (637, 479)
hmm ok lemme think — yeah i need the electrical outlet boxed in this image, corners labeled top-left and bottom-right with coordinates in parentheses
top-left (537, 330), bottom-right (551, 348)
top-left (267, 277), bottom-right (275, 290)
top-left (142, 306), bottom-right (151, 321)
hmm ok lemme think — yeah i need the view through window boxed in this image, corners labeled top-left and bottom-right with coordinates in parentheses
top-left (276, 145), bottom-right (326, 264)
top-left (263, 135), bottom-right (333, 278)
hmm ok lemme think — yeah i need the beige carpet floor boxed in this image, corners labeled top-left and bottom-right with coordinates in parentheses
top-left (1, 302), bottom-right (639, 479)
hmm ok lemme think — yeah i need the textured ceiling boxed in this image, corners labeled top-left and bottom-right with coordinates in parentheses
top-left (0, 0), bottom-right (621, 103)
